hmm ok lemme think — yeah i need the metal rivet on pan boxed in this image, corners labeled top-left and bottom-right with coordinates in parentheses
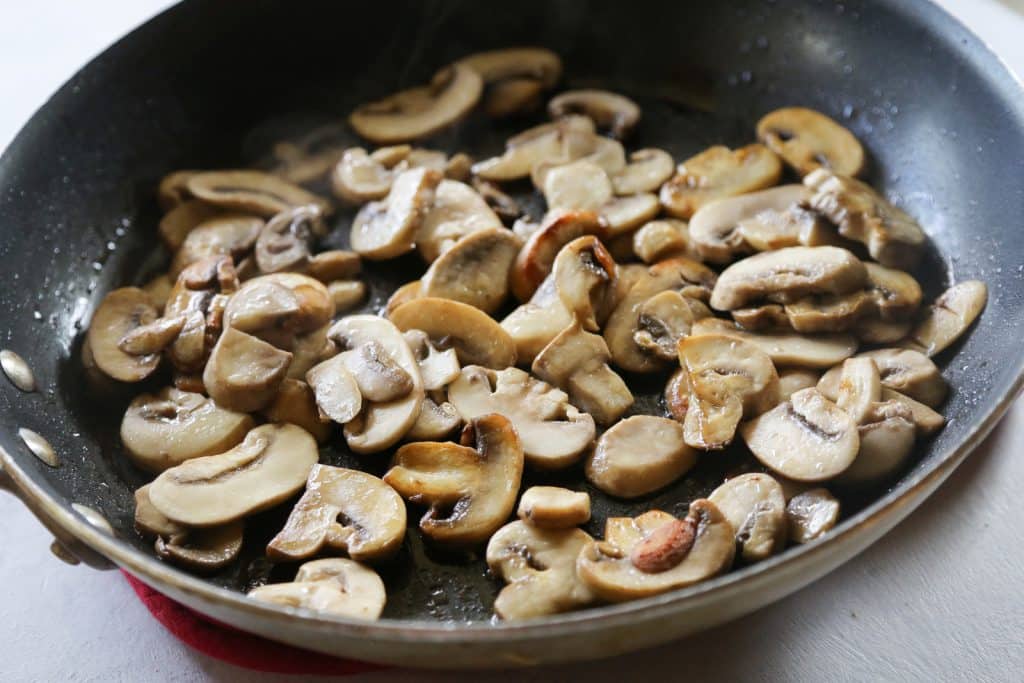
top-left (50, 540), bottom-right (81, 566)
top-left (71, 503), bottom-right (114, 535)
top-left (17, 428), bottom-right (58, 467)
top-left (0, 350), bottom-right (36, 392)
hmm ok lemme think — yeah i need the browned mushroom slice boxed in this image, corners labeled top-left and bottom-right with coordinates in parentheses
top-left (632, 219), bottom-right (694, 263)
top-left (551, 235), bottom-right (618, 332)
top-left (142, 274), bottom-right (173, 314)
top-left (576, 503), bottom-right (736, 602)
top-left (664, 367), bottom-right (690, 422)
top-left (268, 465), bottom-right (406, 563)
top-left (384, 414), bottom-right (524, 546)
top-left (690, 318), bottom-right (857, 369)
top-left (472, 177), bottom-right (523, 224)
top-left (548, 89), bottom-right (641, 139)
top-left (351, 167), bottom-right (441, 260)
top-left (253, 206), bottom-right (321, 274)
top-left (390, 297), bottom-right (516, 369)
top-left (903, 280), bottom-right (987, 357)
top-left (169, 215), bottom-right (264, 277)
top-left (805, 168), bottom-right (926, 269)
top-left (817, 348), bottom-right (947, 407)
top-left (633, 291), bottom-right (712, 361)
top-left (134, 484), bottom-right (186, 538)
top-left (262, 378), bottom-right (332, 444)
top-left (586, 416), bottom-right (697, 498)
top-left (187, 170), bottom-right (330, 218)
top-left (611, 149), bottom-right (675, 195)
top-left (510, 209), bottom-right (606, 302)
top-left (149, 423), bottom-right (319, 526)
top-left (471, 115), bottom-right (595, 182)
top-left (482, 77), bottom-right (545, 117)
top-left (249, 558), bottom-right (386, 620)
top-left (460, 48), bottom-right (562, 118)
top-left (158, 200), bottom-right (226, 253)
top-left (833, 357), bottom-right (881, 425)
top-left (688, 184), bottom-right (809, 263)
top-left (203, 327), bottom-right (292, 412)
top-left (305, 250), bottom-right (360, 284)
top-left (517, 487), bottom-right (591, 529)
top-left (155, 520), bottom-right (245, 573)
top-left (339, 340), bottom-right (414, 402)
top-left (385, 280), bottom-right (422, 316)
top-left (157, 170), bottom-right (198, 211)
top-left (349, 63), bottom-right (483, 144)
top-left (116, 315), bottom-right (186, 357)
top-left (660, 144), bottom-right (783, 219)
top-left (730, 303), bottom-right (790, 330)
top-left (757, 107), bottom-right (865, 177)
top-left (420, 228), bottom-right (522, 314)
top-left (500, 275), bottom-right (574, 364)
top-left (87, 287), bottom-right (162, 382)
top-left (416, 179), bottom-right (504, 263)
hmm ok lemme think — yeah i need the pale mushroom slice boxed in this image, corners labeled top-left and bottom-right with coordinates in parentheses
top-left (390, 297), bottom-right (517, 369)
top-left (223, 272), bottom-right (333, 344)
top-left (403, 329), bottom-right (460, 391)
top-left (169, 215), bottom-right (264, 277)
top-left (633, 291), bottom-right (712, 361)
top-left (856, 318), bottom-right (912, 345)
top-left (678, 334), bottom-right (780, 450)
top-left (249, 558), bottom-right (386, 620)
top-left (121, 388), bottom-right (254, 473)
top-left (252, 206), bottom-right (319, 274)
top-left (757, 107), bottom-right (865, 177)
top-left (472, 177), bottom-right (523, 224)
top-left (805, 168), bottom-right (926, 269)
top-left (778, 368), bottom-right (823, 402)
top-left (187, 170), bottom-right (330, 218)
top-left (541, 159), bottom-right (614, 212)
top-left (834, 357), bottom-right (881, 424)
top-left (688, 184), bottom-right (809, 263)
top-left (330, 148), bottom-right (397, 204)
top-left (203, 327), bottom-right (292, 412)
top-left (263, 378), bottom-right (332, 444)
top-left (599, 193), bottom-right (661, 237)
top-left (708, 473), bottom-right (787, 563)
top-left (611, 149), bottom-right (675, 195)
top-left (348, 63), bottom-right (483, 144)
top-left (268, 465), bottom-right (405, 563)
top-left (517, 487), bottom-right (591, 529)
top-left (786, 488), bottom-right (841, 544)
top-left (548, 89), bottom-right (641, 139)
top-left (500, 275), bottom-right (574, 364)
top-left (420, 228), bottom-right (522, 314)
top-left (149, 423), bottom-right (319, 526)
top-left (448, 366), bottom-right (596, 470)
top-left (880, 387), bottom-right (945, 437)
top-left (460, 47), bottom-right (562, 117)
top-left (482, 78), bottom-right (545, 117)
top-left (690, 318), bottom-right (857, 369)
top-left (486, 521), bottom-right (595, 620)
top-left (142, 274), bottom-right (173, 314)
top-left (782, 291), bottom-right (873, 333)
top-left (632, 219), bottom-right (693, 264)
top-left (471, 115), bottom-right (596, 182)
top-left (817, 348), bottom-right (947, 407)
top-left (134, 484), bottom-right (186, 538)
top-left (837, 400), bottom-right (917, 485)
top-left (903, 280), bottom-right (987, 357)
top-left (577, 502), bottom-right (736, 602)
top-left (305, 354), bottom-right (363, 424)
top-left (384, 414), bottom-right (524, 546)
top-left (730, 303), bottom-right (791, 331)
top-left (660, 144), bottom-right (783, 220)
top-left (552, 235), bottom-right (618, 332)
top-left (339, 340), bottom-right (414, 402)
top-left (385, 280), bottom-right (423, 317)
top-left (415, 179), bottom-right (504, 263)
top-left (510, 208), bottom-right (606, 302)
top-left (533, 322), bottom-right (634, 426)
top-left (863, 263), bottom-right (923, 322)
top-left (710, 246), bottom-right (868, 311)
top-left (536, 135), bottom-right (628, 188)
top-left (158, 199), bottom-right (225, 253)
top-left (585, 416), bottom-right (697, 498)
top-left (740, 388), bottom-right (859, 482)
top-left (406, 396), bottom-right (462, 441)
top-left (328, 315), bottom-right (425, 454)
top-left (155, 520), bottom-right (245, 573)
top-left (327, 280), bottom-right (367, 313)
top-left (118, 309), bottom-right (185, 356)
top-left (664, 368), bottom-right (690, 422)
top-left (87, 287), bottom-right (162, 382)
top-left (350, 167), bottom-right (442, 260)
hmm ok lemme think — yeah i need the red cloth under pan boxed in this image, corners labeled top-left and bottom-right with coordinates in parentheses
top-left (123, 571), bottom-right (385, 676)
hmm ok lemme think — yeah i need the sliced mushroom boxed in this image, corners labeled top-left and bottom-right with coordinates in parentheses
top-left (385, 280), bottom-right (423, 316)
top-left (577, 502), bottom-right (735, 602)
top-left (121, 388), bottom-right (254, 473)
top-left (552, 235), bottom-right (618, 331)
top-left (187, 170), bottom-right (329, 218)
top-left (805, 168), bottom-right (926, 269)
top-left (87, 287), bottom-right (161, 382)
top-left (778, 368), bottom-right (823, 401)
top-left (660, 144), bottom-right (783, 220)
top-left (710, 246), bottom-right (868, 311)
top-left (267, 465), bottom-right (405, 562)
top-left (252, 206), bottom-right (319, 274)
top-left (448, 366), bottom-right (596, 470)
top-left (585, 416), bottom-right (697, 498)
top-left (157, 170), bottom-right (197, 211)
top-left (350, 167), bottom-right (441, 260)
top-left (486, 521), bottom-right (595, 620)
top-left (349, 63), bottom-right (483, 144)
top-left (403, 329), bottom-right (460, 391)
top-left (482, 77), bottom-right (545, 117)
top-left (632, 219), bottom-right (693, 264)
top-left (782, 291), bottom-right (873, 333)
top-left (837, 400), bottom-right (917, 485)
top-left (611, 148), bottom-right (675, 195)
top-left (263, 378), bottom-right (332, 443)
top-left (223, 272), bottom-right (333, 344)
top-left (856, 318), bottom-right (911, 345)
top-left (757, 107), bottom-right (865, 177)
top-left (817, 348), bottom-right (946, 407)
top-left (460, 47), bottom-right (562, 89)
top-left (740, 387), bottom-right (859, 482)
top-left (472, 178), bottom-right (523, 224)
top-left (678, 334), bottom-right (779, 450)
top-left (472, 115), bottom-right (596, 182)
top-left (169, 215), bottom-right (264, 277)
top-left (420, 228), bottom-right (522, 314)
top-left (510, 208), bottom-right (606, 302)
top-left (664, 368), bottom-right (690, 422)
top-left (158, 200), bottom-right (225, 253)
top-left (384, 414), bottom-right (524, 546)
top-left (249, 558), bottom-right (386, 620)
top-left (406, 396), bottom-right (462, 441)
top-left (517, 487), bottom-right (591, 529)
top-left (690, 318), bottom-right (857, 369)
top-left (337, 340), bottom-right (413, 402)
top-left (390, 297), bottom-right (517, 369)
top-left (117, 314), bottom-right (186, 357)
top-left (203, 327), bottom-right (292, 412)
top-left (786, 488), bottom-right (841, 544)
top-left (500, 275), bottom-right (574, 364)
top-left (599, 193), bottom-right (661, 237)
top-left (863, 263), bottom-right (922, 322)
top-left (330, 148), bottom-right (397, 204)
top-left (134, 484), bottom-right (186, 538)
top-left (306, 354), bottom-right (362, 424)
top-left (541, 159), bottom-right (614, 212)
top-left (149, 423), bottom-right (319, 526)
top-left (688, 184), bottom-right (809, 263)
top-left (548, 89), bottom-right (641, 139)
top-left (730, 303), bottom-right (791, 330)
top-left (142, 274), bottom-right (173, 314)
top-left (903, 280), bottom-right (987, 357)
top-left (416, 179), bottom-right (504, 263)
top-left (708, 473), bottom-right (787, 562)
top-left (880, 387), bottom-right (945, 437)
top-left (533, 322), bottom-right (634, 426)
top-left (834, 357), bottom-right (881, 424)
top-left (155, 521), bottom-right (245, 573)
top-left (633, 291), bottom-right (712, 361)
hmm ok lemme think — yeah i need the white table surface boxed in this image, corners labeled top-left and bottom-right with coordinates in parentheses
top-left (2, 1), bottom-right (1023, 681)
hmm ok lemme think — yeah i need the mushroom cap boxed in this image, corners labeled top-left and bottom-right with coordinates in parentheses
top-left (740, 387), bottom-right (859, 482)
top-left (517, 486), bottom-right (591, 529)
top-left (420, 228), bottom-right (522, 314)
top-left (786, 487), bottom-right (841, 544)
top-left (612, 148), bottom-right (675, 195)
top-left (660, 144), bottom-right (783, 219)
top-left (87, 287), bottom-right (162, 382)
top-left (690, 318), bottom-right (857, 369)
top-left (415, 179), bottom-right (504, 263)
top-left (268, 464), bottom-right (406, 562)
top-left (384, 413), bottom-right (525, 546)
top-left (817, 347), bottom-right (946, 407)
top-left (548, 89), bottom-right (641, 139)
top-left (688, 184), bottom-right (808, 264)
top-left (121, 388), bottom-right (254, 473)
top-left (348, 63), bottom-right (483, 144)
top-left (486, 520), bottom-right (595, 620)
top-left (187, 170), bottom-right (329, 218)
top-left (249, 558), bottom-right (386, 620)
top-left (448, 366), bottom-right (596, 470)
top-left (585, 415), bottom-right (697, 498)
top-left (390, 297), bottom-right (516, 369)
top-left (510, 208), bottom-right (606, 302)
top-left (149, 423), bottom-right (319, 527)
top-left (757, 107), bottom-right (865, 177)
top-left (904, 280), bottom-right (987, 357)
top-left (203, 327), bottom-right (293, 413)
top-left (708, 473), bottom-right (787, 562)
top-left (350, 167), bottom-right (442, 260)
top-left (577, 501), bottom-right (736, 602)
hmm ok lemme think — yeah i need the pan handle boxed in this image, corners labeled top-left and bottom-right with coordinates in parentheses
top-left (0, 451), bottom-right (115, 570)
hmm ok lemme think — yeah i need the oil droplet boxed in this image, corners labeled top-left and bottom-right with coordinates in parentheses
top-left (72, 503), bottom-right (114, 535)
top-left (18, 427), bottom-right (58, 467)
top-left (0, 349), bottom-right (35, 392)
top-left (32, 311), bottom-right (42, 321)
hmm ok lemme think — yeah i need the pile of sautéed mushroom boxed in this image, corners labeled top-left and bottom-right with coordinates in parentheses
top-left (84, 48), bottom-right (986, 622)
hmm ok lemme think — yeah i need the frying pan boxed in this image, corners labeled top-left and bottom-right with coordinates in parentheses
top-left (1, 0), bottom-right (1022, 669)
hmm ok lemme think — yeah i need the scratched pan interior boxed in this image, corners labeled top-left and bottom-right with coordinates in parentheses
top-left (1, 0), bottom-right (1023, 632)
